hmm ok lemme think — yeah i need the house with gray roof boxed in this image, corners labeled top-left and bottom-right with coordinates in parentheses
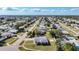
top-left (34, 37), bottom-right (50, 45)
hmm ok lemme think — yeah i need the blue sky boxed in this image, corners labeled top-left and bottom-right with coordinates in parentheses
top-left (0, 7), bottom-right (79, 15)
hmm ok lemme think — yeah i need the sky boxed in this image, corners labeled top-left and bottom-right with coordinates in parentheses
top-left (0, 7), bottom-right (79, 15)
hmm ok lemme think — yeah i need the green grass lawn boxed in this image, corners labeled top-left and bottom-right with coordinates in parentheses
top-left (63, 43), bottom-right (75, 51)
top-left (45, 32), bottom-right (52, 39)
top-left (0, 37), bottom-right (17, 46)
top-left (18, 47), bottom-right (29, 51)
top-left (18, 46), bottom-right (37, 51)
top-left (4, 37), bottom-right (17, 44)
top-left (23, 40), bottom-right (57, 51)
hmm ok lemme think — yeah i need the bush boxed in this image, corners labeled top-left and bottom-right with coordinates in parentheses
top-left (50, 29), bottom-right (62, 38)
top-left (63, 43), bottom-right (76, 51)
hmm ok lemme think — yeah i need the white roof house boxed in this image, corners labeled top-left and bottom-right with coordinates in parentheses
top-left (9, 29), bottom-right (18, 33)
top-left (0, 25), bottom-right (7, 30)
top-left (38, 25), bottom-right (46, 35)
top-left (62, 31), bottom-right (69, 34)
top-left (0, 36), bottom-right (6, 41)
top-left (60, 29), bottom-right (69, 34)
top-left (1, 32), bottom-right (13, 38)
top-left (0, 24), bottom-right (12, 31)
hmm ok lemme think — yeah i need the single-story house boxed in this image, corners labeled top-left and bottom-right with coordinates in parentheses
top-left (38, 25), bottom-right (46, 35)
top-left (9, 29), bottom-right (18, 34)
top-left (0, 25), bottom-right (7, 30)
top-left (60, 29), bottom-right (69, 35)
top-left (0, 36), bottom-right (6, 41)
top-left (34, 37), bottom-right (50, 45)
top-left (63, 35), bottom-right (76, 44)
top-left (52, 23), bottom-right (61, 29)
top-left (1, 32), bottom-right (13, 38)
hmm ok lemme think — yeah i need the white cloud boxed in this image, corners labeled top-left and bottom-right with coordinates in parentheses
top-left (1, 7), bottom-right (19, 11)
top-left (70, 8), bottom-right (79, 11)
top-left (11, 7), bottom-right (19, 10)
top-left (30, 8), bottom-right (40, 11)
top-left (2, 7), bottom-right (8, 10)
top-left (59, 9), bottom-right (67, 13)
top-left (70, 9), bottom-right (76, 11)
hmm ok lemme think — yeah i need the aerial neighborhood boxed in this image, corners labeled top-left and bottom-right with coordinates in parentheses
top-left (0, 16), bottom-right (79, 51)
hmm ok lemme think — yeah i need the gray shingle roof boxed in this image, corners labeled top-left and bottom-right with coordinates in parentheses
top-left (34, 37), bottom-right (49, 44)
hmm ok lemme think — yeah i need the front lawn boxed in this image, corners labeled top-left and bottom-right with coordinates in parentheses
top-left (23, 40), bottom-right (57, 51)
top-left (4, 37), bottom-right (17, 45)
top-left (45, 32), bottom-right (52, 39)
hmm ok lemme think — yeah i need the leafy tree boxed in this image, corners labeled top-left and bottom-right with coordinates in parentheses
top-left (56, 38), bottom-right (64, 51)
top-left (46, 23), bottom-right (50, 27)
top-left (50, 29), bottom-right (62, 38)
top-left (63, 43), bottom-right (76, 51)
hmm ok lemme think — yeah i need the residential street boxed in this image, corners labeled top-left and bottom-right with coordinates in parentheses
top-left (0, 18), bottom-right (41, 51)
